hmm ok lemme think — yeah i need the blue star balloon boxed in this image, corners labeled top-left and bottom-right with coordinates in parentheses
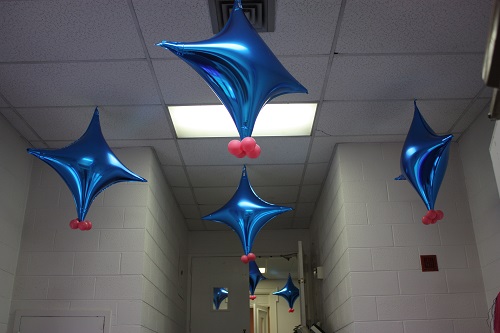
top-left (27, 108), bottom-right (147, 230)
top-left (213, 287), bottom-right (229, 310)
top-left (249, 261), bottom-right (266, 299)
top-left (202, 166), bottom-right (292, 262)
top-left (396, 101), bottom-right (453, 225)
top-left (273, 273), bottom-right (300, 312)
top-left (156, 0), bottom-right (307, 140)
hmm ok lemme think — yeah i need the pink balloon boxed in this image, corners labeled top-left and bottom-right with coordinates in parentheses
top-left (247, 253), bottom-right (256, 261)
top-left (241, 137), bottom-right (257, 153)
top-left (235, 151), bottom-right (246, 158)
top-left (288, 308), bottom-right (295, 313)
top-left (430, 218), bottom-right (437, 224)
top-left (69, 219), bottom-right (79, 229)
top-left (228, 140), bottom-right (243, 156)
top-left (249, 295), bottom-right (257, 300)
top-left (422, 216), bottom-right (432, 225)
top-left (85, 221), bottom-right (93, 230)
top-left (426, 210), bottom-right (437, 219)
top-left (247, 144), bottom-right (261, 159)
top-left (241, 255), bottom-right (249, 264)
top-left (78, 221), bottom-right (89, 230)
top-left (435, 210), bottom-right (444, 220)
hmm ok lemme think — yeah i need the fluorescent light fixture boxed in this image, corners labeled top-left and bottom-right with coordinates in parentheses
top-left (259, 267), bottom-right (266, 274)
top-left (168, 103), bottom-right (317, 138)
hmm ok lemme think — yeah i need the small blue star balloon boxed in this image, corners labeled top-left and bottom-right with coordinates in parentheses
top-left (156, 0), bottom-right (307, 144)
top-left (273, 273), bottom-right (299, 313)
top-left (396, 101), bottom-right (453, 225)
top-left (213, 287), bottom-right (229, 310)
top-left (202, 166), bottom-right (292, 262)
top-left (27, 108), bottom-right (147, 230)
top-left (249, 261), bottom-right (266, 299)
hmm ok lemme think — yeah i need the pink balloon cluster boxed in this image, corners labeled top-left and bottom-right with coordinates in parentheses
top-left (240, 252), bottom-right (256, 264)
top-left (421, 209), bottom-right (444, 225)
top-left (69, 218), bottom-right (93, 231)
top-left (249, 295), bottom-right (257, 300)
top-left (228, 137), bottom-right (261, 159)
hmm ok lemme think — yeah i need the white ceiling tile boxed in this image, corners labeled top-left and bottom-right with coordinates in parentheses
top-left (186, 219), bottom-right (207, 231)
top-left (172, 187), bottom-right (196, 205)
top-left (187, 165), bottom-right (242, 187)
top-left (317, 100), bottom-right (470, 136)
top-left (325, 54), bottom-right (485, 100)
top-left (299, 185), bottom-right (321, 203)
top-left (132, 0), bottom-right (213, 60)
top-left (291, 217), bottom-right (311, 229)
top-left (204, 221), bottom-right (232, 231)
top-left (308, 137), bottom-right (338, 163)
top-left (336, 0), bottom-right (491, 53)
top-left (272, 56), bottom-right (329, 102)
top-left (163, 166), bottom-right (190, 187)
top-left (194, 187), bottom-right (236, 205)
top-left (179, 205), bottom-right (201, 219)
top-left (16, 105), bottom-right (172, 141)
top-left (153, 60), bottom-right (220, 105)
top-left (260, 0), bottom-right (342, 55)
top-left (0, 0), bottom-right (144, 61)
top-left (303, 163), bottom-right (329, 184)
top-left (295, 202), bottom-right (315, 218)
top-left (0, 108), bottom-right (40, 141)
top-left (251, 186), bottom-right (299, 204)
top-left (107, 139), bottom-right (182, 166)
top-left (452, 98), bottom-right (491, 133)
top-left (247, 164), bottom-right (304, 186)
top-left (178, 137), bottom-right (311, 165)
top-left (0, 61), bottom-right (160, 107)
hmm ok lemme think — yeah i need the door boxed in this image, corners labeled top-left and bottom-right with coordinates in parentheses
top-left (190, 256), bottom-right (249, 333)
top-left (255, 305), bottom-right (269, 333)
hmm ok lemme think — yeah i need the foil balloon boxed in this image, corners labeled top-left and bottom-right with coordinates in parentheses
top-left (273, 274), bottom-right (299, 313)
top-left (249, 261), bottom-right (267, 300)
top-left (156, 0), bottom-right (307, 152)
top-left (213, 287), bottom-right (229, 310)
top-left (27, 108), bottom-right (147, 230)
top-left (202, 166), bottom-right (292, 263)
top-left (396, 101), bottom-right (452, 225)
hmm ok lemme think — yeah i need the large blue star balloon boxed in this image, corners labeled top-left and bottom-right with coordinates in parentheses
top-left (273, 273), bottom-right (300, 312)
top-left (249, 261), bottom-right (266, 299)
top-left (27, 108), bottom-right (147, 229)
top-left (396, 101), bottom-right (453, 225)
top-left (213, 287), bottom-right (229, 310)
top-left (156, 0), bottom-right (307, 140)
top-left (202, 166), bottom-right (292, 261)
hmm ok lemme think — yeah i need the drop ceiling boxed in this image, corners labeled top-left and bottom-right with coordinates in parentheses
top-left (0, 0), bottom-right (494, 231)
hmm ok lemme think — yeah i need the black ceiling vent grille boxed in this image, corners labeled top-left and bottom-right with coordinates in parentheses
top-left (208, 0), bottom-right (276, 34)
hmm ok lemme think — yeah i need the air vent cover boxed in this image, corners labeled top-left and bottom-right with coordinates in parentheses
top-left (208, 0), bottom-right (276, 34)
top-left (420, 255), bottom-right (438, 272)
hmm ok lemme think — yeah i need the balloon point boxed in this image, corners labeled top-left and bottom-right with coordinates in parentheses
top-left (250, 295), bottom-right (257, 300)
top-left (241, 137), bottom-right (257, 153)
top-left (247, 253), bottom-right (256, 261)
top-left (288, 308), bottom-right (295, 313)
top-left (241, 255), bottom-right (249, 264)
top-left (69, 219), bottom-right (79, 229)
top-left (247, 144), bottom-right (261, 159)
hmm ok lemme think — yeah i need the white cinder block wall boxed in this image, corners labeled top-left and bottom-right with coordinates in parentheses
top-left (0, 116), bottom-right (33, 333)
top-left (459, 109), bottom-right (500, 309)
top-left (310, 142), bottom-right (488, 333)
top-left (8, 147), bottom-right (188, 333)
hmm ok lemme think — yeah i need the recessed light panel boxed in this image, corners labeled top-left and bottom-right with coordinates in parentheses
top-left (169, 103), bottom-right (317, 138)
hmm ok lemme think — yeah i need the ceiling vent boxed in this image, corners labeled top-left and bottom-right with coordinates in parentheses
top-left (208, 0), bottom-right (276, 34)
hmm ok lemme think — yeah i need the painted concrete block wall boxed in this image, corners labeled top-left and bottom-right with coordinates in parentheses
top-left (0, 115), bottom-right (33, 333)
top-left (8, 147), bottom-right (188, 333)
top-left (459, 109), bottom-right (500, 308)
top-left (311, 142), bottom-right (488, 333)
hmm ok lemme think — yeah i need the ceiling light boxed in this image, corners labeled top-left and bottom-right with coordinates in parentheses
top-left (259, 267), bottom-right (266, 273)
top-left (169, 103), bottom-right (317, 138)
